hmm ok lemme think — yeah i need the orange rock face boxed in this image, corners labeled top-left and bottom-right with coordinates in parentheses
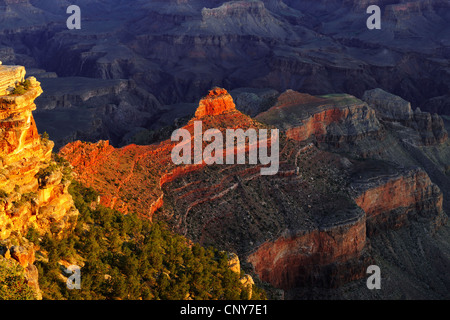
top-left (0, 77), bottom-right (42, 157)
top-left (10, 245), bottom-right (35, 268)
top-left (247, 166), bottom-right (446, 290)
top-left (285, 108), bottom-right (347, 142)
top-left (58, 140), bottom-right (115, 175)
top-left (195, 87), bottom-right (237, 118)
top-left (0, 65), bottom-right (78, 240)
top-left (59, 138), bottom-right (176, 216)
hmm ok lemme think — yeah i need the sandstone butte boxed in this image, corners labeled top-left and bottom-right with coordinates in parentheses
top-left (60, 86), bottom-right (448, 292)
top-left (0, 63), bottom-right (79, 298)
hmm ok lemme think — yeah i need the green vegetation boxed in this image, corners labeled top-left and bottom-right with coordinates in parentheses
top-left (11, 79), bottom-right (32, 95)
top-left (35, 181), bottom-right (265, 300)
top-left (0, 257), bottom-right (37, 300)
top-left (40, 131), bottom-right (50, 147)
top-left (0, 189), bottom-right (8, 200)
top-left (13, 192), bottom-right (37, 208)
top-left (53, 153), bottom-right (73, 183)
top-left (36, 163), bottom-right (58, 182)
top-left (26, 226), bottom-right (40, 245)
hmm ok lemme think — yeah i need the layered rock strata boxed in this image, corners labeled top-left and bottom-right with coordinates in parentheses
top-left (195, 87), bottom-right (237, 118)
top-left (247, 207), bottom-right (368, 290)
top-left (59, 88), bottom-right (258, 217)
top-left (352, 165), bottom-right (447, 235)
top-left (362, 88), bottom-right (448, 145)
top-left (0, 241), bottom-right (40, 299)
top-left (0, 65), bottom-right (78, 240)
top-left (255, 90), bottom-right (384, 147)
top-left (0, 64), bottom-right (79, 298)
top-left (0, 64), bottom-right (25, 96)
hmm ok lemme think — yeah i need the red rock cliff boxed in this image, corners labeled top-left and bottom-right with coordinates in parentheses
top-left (255, 90), bottom-right (384, 148)
top-left (248, 210), bottom-right (368, 290)
top-left (353, 167), bottom-right (446, 234)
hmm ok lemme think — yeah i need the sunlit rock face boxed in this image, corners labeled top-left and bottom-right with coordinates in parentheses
top-left (195, 88), bottom-right (237, 118)
top-left (0, 64), bottom-right (78, 240)
top-left (0, 64), bottom-right (26, 96)
top-left (248, 209), bottom-right (369, 290)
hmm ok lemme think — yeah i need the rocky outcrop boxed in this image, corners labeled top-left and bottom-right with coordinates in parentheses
top-left (195, 87), bottom-right (237, 118)
top-left (0, 241), bottom-right (41, 299)
top-left (159, 135), bottom-right (374, 291)
top-left (226, 252), bottom-right (256, 298)
top-left (230, 87), bottom-right (279, 117)
top-left (247, 161), bottom-right (447, 291)
top-left (32, 76), bottom-right (161, 149)
top-left (2, 0), bottom-right (449, 118)
top-left (200, 1), bottom-right (288, 37)
top-left (58, 140), bottom-right (115, 173)
top-left (202, 1), bottom-right (268, 19)
top-left (59, 87), bottom-right (263, 218)
top-left (0, 65), bottom-right (78, 240)
top-left (362, 88), bottom-right (448, 145)
top-left (0, 64), bottom-right (25, 96)
top-left (256, 90), bottom-right (384, 147)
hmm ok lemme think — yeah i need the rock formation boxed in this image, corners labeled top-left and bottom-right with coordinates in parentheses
top-left (0, 64), bottom-right (26, 96)
top-left (59, 88), bottom-right (263, 217)
top-left (0, 64), bottom-right (78, 239)
top-left (32, 76), bottom-right (161, 149)
top-left (362, 88), bottom-right (448, 145)
top-left (247, 208), bottom-right (369, 290)
top-left (2, 0), bottom-right (448, 149)
top-left (353, 165), bottom-right (447, 235)
top-left (0, 64), bottom-right (79, 298)
top-left (195, 87), bottom-right (237, 118)
top-left (227, 252), bottom-right (256, 298)
top-left (256, 90), bottom-right (384, 149)
top-left (0, 240), bottom-right (40, 298)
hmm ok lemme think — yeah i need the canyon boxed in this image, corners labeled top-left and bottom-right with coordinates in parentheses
top-left (0, 0), bottom-right (448, 150)
top-left (0, 0), bottom-right (448, 300)
top-left (59, 83), bottom-right (450, 298)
